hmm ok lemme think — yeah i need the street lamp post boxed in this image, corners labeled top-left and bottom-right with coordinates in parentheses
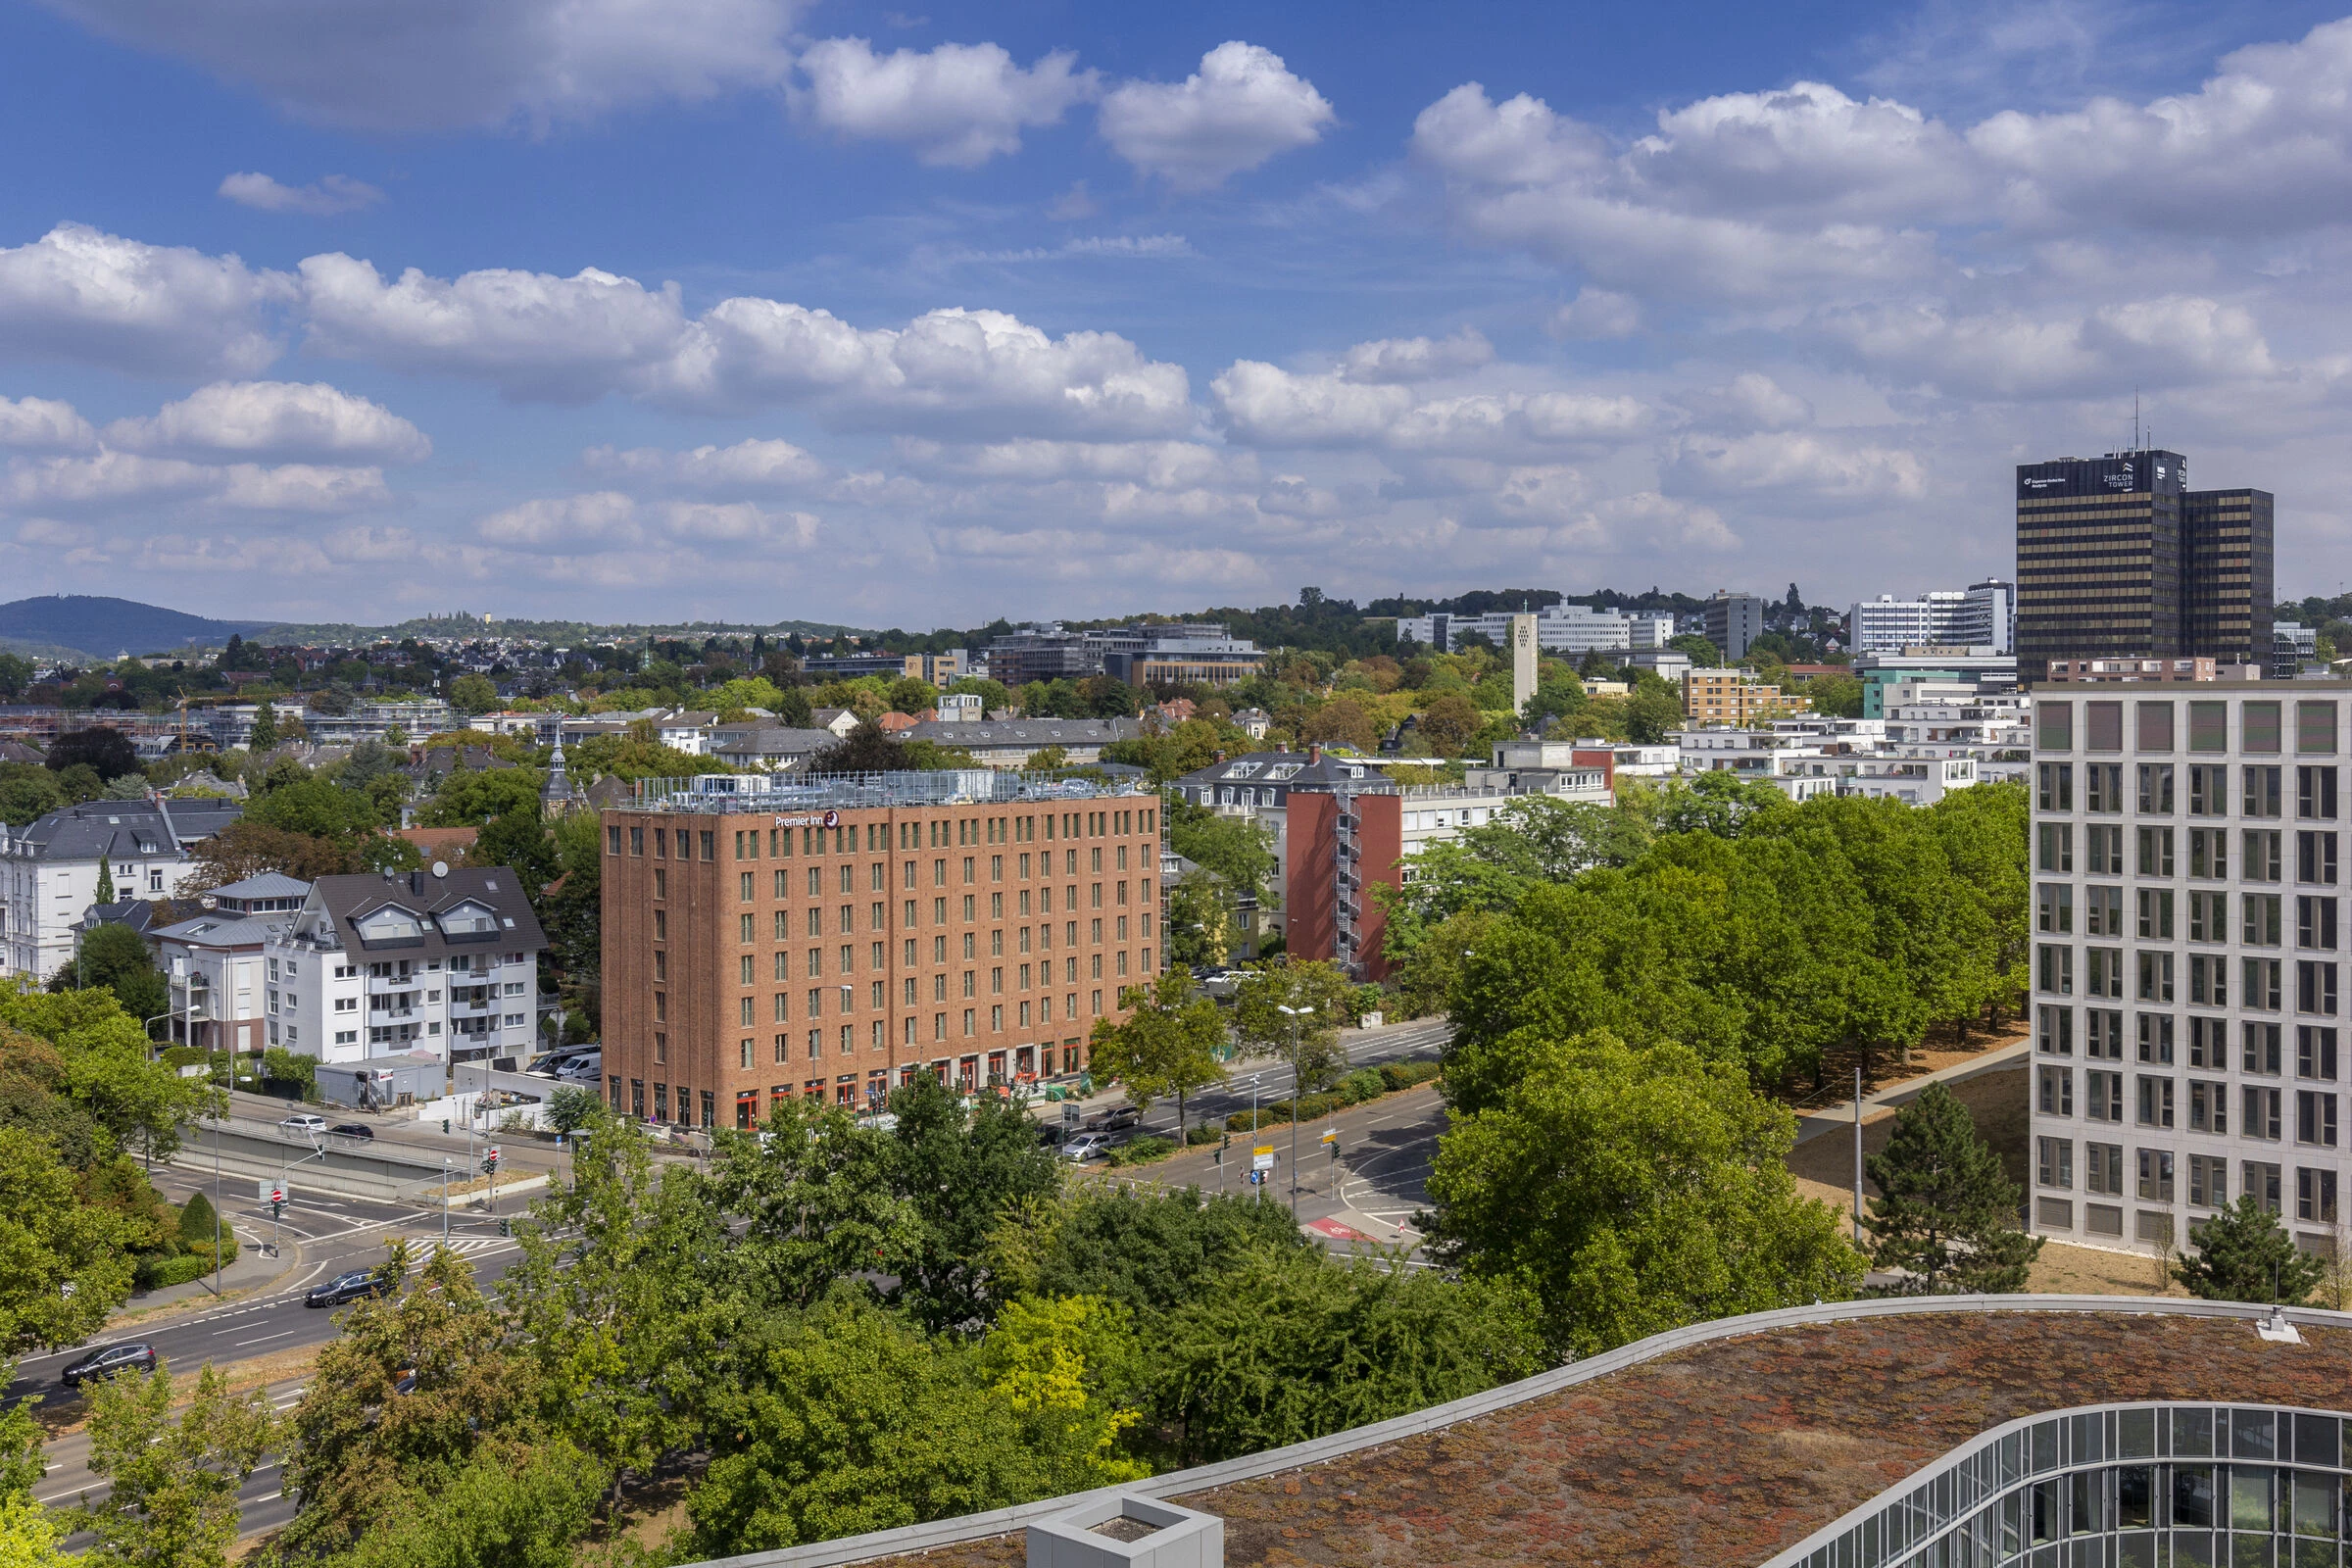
top-left (1276, 1004), bottom-right (1312, 1216)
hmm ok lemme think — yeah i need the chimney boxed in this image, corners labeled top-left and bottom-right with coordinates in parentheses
top-left (1308, 743), bottom-right (1322, 764)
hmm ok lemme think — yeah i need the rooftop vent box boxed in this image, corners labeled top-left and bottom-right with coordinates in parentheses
top-left (1028, 1495), bottom-right (1221, 1568)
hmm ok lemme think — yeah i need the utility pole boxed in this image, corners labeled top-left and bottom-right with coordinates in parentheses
top-left (441, 1158), bottom-right (451, 1248)
top-left (1851, 1066), bottom-right (1864, 1248)
top-left (1278, 1004), bottom-right (1312, 1217)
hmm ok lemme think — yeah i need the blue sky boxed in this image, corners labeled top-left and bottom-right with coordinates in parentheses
top-left (2, 0), bottom-right (2350, 627)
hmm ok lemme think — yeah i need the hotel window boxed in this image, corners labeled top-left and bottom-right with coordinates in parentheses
top-left (2243, 1086), bottom-right (2283, 1142)
top-left (2185, 828), bottom-right (2224, 879)
top-left (2243, 764), bottom-right (2284, 819)
top-left (2243, 893), bottom-right (2283, 947)
top-left (2136, 762), bottom-right (2174, 812)
top-left (2135, 1148), bottom-right (2174, 1202)
top-left (2245, 1020), bottom-right (2284, 1075)
top-left (2130, 1013), bottom-right (2166, 1064)
top-left (2188, 1082), bottom-right (2227, 1135)
top-left (2299, 896), bottom-right (2339, 951)
top-left (2245, 828), bottom-right (2283, 882)
top-left (2036, 1137), bottom-right (2073, 1190)
top-left (2188, 1016), bottom-right (2227, 1068)
top-left (2244, 958), bottom-right (2282, 1011)
top-left (2298, 831), bottom-right (2340, 885)
top-left (2085, 1143), bottom-right (2124, 1197)
top-left (2084, 1069), bottom-right (2123, 1123)
top-left (2084, 885), bottom-right (2123, 937)
top-left (2299, 1026), bottom-right (2339, 1081)
top-left (2296, 960), bottom-right (2338, 1016)
top-left (2298, 1167), bottom-right (2338, 1224)
top-left (2134, 1075), bottom-right (2174, 1128)
top-left (2084, 762), bottom-right (2124, 812)
top-left (2245, 1161), bottom-right (2283, 1214)
top-left (2300, 766), bottom-right (2340, 820)
top-left (2295, 1090), bottom-right (2339, 1148)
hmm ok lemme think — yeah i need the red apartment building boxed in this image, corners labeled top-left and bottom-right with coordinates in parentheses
top-left (601, 774), bottom-right (1159, 1130)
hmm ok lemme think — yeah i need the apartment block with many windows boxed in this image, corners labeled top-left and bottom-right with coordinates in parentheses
top-left (2029, 680), bottom-right (2351, 1256)
top-left (600, 772), bottom-right (1159, 1131)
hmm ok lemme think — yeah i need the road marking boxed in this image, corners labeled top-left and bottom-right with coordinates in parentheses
top-left (232, 1331), bottom-right (299, 1348)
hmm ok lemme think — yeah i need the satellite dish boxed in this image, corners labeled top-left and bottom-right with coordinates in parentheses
top-left (432, 861), bottom-right (449, 878)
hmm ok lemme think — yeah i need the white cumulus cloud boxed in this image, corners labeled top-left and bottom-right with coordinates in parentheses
top-left (218, 172), bottom-right (385, 216)
top-left (0, 223), bottom-right (291, 377)
top-left (1337, 327), bottom-right (1493, 383)
top-left (105, 380), bottom-right (429, 464)
top-left (1099, 41), bottom-right (1334, 190)
top-left (0, 396), bottom-right (96, 451)
top-left (582, 438), bottom-right (825, 492)
top-left (793, 38), bottom-right (1096, 167)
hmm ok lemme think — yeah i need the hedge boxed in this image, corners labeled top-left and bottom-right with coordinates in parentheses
top-left (138, 1252), bottom-right (217, 1290)
top-left (1223, 1060), bottom-right (1443, 1132)
top-left (1103, 1135), bottom-right (1176, 1167)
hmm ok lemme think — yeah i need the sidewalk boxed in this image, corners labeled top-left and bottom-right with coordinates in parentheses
top-left (111, 1237), bottom-right (303, 1325)
top-left (1791, 1038), bottom-right (2030, 1146)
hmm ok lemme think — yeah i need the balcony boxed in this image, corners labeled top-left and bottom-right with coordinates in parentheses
top-left (366, 970), bottom-right (419, 995)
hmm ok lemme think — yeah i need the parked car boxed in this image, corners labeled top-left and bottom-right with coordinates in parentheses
top-left (61, 1343), bottom-right (157, 1388)
top-left (278, 1113), bottom-right (328, 1137)
top-left (1098, 1105), bottom-right (1144, 1133)
top-left (1059, 1132), bottom-right (1113, 1162)
top-left (554, 1054), bottom-right (603, 1082)
top-left (306, 1271), bottom-right (390, 1308)
top-left (328, 1122), bottom-right (374, 1141)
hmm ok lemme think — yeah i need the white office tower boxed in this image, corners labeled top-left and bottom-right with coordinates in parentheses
top-left (2029, 681), bottom-right (2350, 1257)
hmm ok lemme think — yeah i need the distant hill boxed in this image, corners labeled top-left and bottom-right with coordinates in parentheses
top-left (0, 597), bottom-right (274, 661)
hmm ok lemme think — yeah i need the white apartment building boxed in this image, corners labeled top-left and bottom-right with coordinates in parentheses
top-left (153, 873), bottom-right (310, 1055)
top-left (264, 866), bottom-right (547, 1076)
top-left (1849, 581), bottom-right (2017, 656)
top-left (2030, 680), bottom-right (2351, 1258)
top-left (0, 797), bottom-right (242, 982)
top-left (1396, 604), bottom-right (1661, 656)
top-left (1882, 681), bottom-right (2033, 786)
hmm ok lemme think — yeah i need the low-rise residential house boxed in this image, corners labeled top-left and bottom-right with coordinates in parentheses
top-left (873, 711), bottom-right (919, 734)
top-left (656, 710), bottom-right (721, 754)
top-left (267, 866), bottom-right (548, 1075)
top-left (1, 797), bottom-right (242, 982)
top-left (1230, 708), bottom-right (1272, 740)
top-left (708, 726), bottom-right (842, 771)
top-left (1837, 756), bottom-right (1981, 806)
top-left (809, 708), bottom-right (863, 738)
top-left (152, 873), bottom-right (312, 1056)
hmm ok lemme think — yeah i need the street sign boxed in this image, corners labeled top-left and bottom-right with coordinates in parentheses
top-left (1320, 1129), bottom-right (1338, 1147)
top-left (1251, 1146), bottom-right (1275, 1172)
top-left (1249, 1171), bottom-right (1263, 1186)
top-left (256, 1179), bottom-right (294, 1201)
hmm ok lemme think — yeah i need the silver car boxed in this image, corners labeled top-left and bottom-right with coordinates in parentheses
top-left (1059, 1131), bottom-right (1113, 1162)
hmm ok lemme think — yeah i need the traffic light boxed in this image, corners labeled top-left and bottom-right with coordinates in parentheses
top-left (442, 1118), bottom-right (451, 1134)
top-left (498, 1218), bottom-right (512, 1238)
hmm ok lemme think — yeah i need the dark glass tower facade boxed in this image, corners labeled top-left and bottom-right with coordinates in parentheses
top-left (2014, 449), bottom-right (2272, 679)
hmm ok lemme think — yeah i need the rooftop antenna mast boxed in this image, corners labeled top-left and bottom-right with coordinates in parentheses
top-left (2132, 389), bottom-right (2140, 454)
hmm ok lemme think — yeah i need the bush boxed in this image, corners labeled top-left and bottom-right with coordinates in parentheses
top-left (179, 1192), bottom-right (223, 1251)
top-left (1341, 1068), bottom-right (1384, 1104)
top-left (1378, 1060), bottom-right (1443, 1093)
top-left (1185, 1124), bottom-right (1223, 1146)
top-left (137, 1251), bottom-right (217, 1291)
top-left (1104, 1136), bottom-right (1176, 1167)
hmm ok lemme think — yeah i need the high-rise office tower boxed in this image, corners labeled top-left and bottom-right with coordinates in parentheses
top-left (2015, 449), bottom-right (2274, 680)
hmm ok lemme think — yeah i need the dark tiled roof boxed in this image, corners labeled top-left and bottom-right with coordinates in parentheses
top-left (3, 798), bottom-right (242, 857)
top-left (835, 1307), bottom-right (2352, 1568)
top-left (297, 866), bottom-right (547, 959)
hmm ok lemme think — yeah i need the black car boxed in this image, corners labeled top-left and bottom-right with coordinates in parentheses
top-left (306, 1270), bottom-right (390, 1308)
top-left (328, 1123), bottom-right (373, 1141)
top-left (61, 1342), bottom-right (156, 1388)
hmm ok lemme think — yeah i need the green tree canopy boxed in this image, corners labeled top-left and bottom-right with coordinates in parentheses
top-left (2173, 1197), bottom-right (2328, 1304)
top-left (1086, 970), bottom-right (1228, 1130)
top-left (1231, 959), bottom-right (1356, 1091)
top-left (447, 673), bottom-right (500, 714)
top-left (1426, 1032), bottom-right (1862, 1356)
top-left (74, 1360), bottom-right (275, 1568)
top-left (420, 765), bottom-right (545, 828)
top-left (1863, 1080), bottom-right (2041, 1294)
